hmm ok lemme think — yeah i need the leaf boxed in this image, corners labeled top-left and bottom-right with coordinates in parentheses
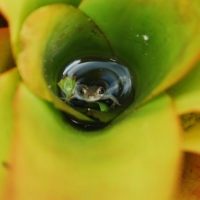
top-left (0, 68), bottom-right (20, 199)
top-left (6, 84), bottom-right (181, 200)
top-left (80, 0), bottom-right (200, 120)
top-left (168, 61), bottom-right (200, 154)
top-left (96, 102), bottom-right (110, 112)
top-left (57, 76), bottom-right (76, 101)
top-left (0, 0), bottom-right (82, 57)
top-left (18, 4), bottom-right (113, 122)
top-left (168, 61), bottom-right (200, 115)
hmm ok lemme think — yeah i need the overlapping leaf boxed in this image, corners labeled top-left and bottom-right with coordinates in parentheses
top-left (0, 0), bottom-right (82, 56)
top-left (168, 61), bottom-right (200, 154)
top-left (0, 0), bottom-right (199, 199)
top-left (17, 4), bottom-right (115, 122)
top-left (168, 61), bottom-right (200, 115)
top-left (0, 68), bottom-right (19, 199)
top-left (80, 0), bottom-right (200, 119)
top-left (5, 83), bottom-right (181, 200)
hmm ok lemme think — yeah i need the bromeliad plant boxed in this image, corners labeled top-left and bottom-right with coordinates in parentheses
top-left (1, 0), bottom-right (200, 199)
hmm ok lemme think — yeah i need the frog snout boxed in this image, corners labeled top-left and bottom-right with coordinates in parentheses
top-left (85, 95), bottom-right (98, 102)
top-left (88, 95), bottom-right (95, 100)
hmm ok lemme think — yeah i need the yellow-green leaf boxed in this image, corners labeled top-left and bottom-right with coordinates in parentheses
top-left (6, 83), bottom-right (181, 200)
top-left (0, 0), bottom-right (82, 56)
top-left (0, 68), bottom-right (20, 199)
top-left (168, 61), bottom-right (200, 115)
top-left (168, 61), bottom-right (200, 154)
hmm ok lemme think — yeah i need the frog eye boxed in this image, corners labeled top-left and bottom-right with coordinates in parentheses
top-left (80, 87), bottom-right (87, 96)
top-left (97, 87), bottom-right (105, 95)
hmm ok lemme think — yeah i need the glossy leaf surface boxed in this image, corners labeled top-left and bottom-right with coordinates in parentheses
top-left (80, 0), bottom-right (200, 119)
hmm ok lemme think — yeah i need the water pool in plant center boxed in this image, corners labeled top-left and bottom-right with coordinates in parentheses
top-left (57, 57), bottom-right (135, 130)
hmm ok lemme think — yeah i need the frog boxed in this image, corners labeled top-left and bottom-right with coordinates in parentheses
top-left (71, 84), bottom-right (121, 107)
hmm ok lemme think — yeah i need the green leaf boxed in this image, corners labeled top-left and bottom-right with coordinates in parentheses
top-left (7, 83), bottom-right (181, 200)
top-left (168, 61), bottom-right (200, 115)
top-left (0, 0), bottom-right (82, 57)
top-left (168, 61), bottom-right (200, 154)
top-left (96, 102), bottom-right (110, 112)
top-left (17, 4), bottom-right (113, 122)
top-left (80, 0), bottom-right (200, 119)
top-left (0, 68), bottom-right (20, 199)
top-left (0, 28), bottom-right (15, 73)
top-left (57, 76), bottom-right (76, 102)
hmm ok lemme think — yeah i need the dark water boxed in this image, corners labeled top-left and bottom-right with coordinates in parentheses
top-left (58, 57), bottom-right (135, 131)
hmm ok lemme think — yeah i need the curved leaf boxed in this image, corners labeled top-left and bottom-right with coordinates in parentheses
top-left (168, 61), bottom-right (200, 115)
top-left (18, 4), bottom-right (114, 122)
top-left (80, 0), bottom-right (200, 120)
top-left (0, 68), bottom-right (20, 199)
top-left (168, 59), bottom-right (200, 154)
top-left (0, 0), bottom-right (82, 56)
top-left (6, 83), bottom-right (181, 200)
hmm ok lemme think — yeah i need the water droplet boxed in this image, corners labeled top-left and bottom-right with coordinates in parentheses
top-left (142, 35), bottom-right (149, 41)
